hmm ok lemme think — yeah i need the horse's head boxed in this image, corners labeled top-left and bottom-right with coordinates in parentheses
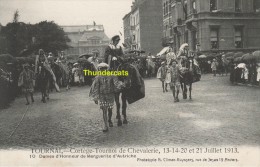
top-left (117, 62), bottom-right (135, 89)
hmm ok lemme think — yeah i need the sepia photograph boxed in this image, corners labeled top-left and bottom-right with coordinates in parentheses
top-left (0, 0), bottom-right (260, 166)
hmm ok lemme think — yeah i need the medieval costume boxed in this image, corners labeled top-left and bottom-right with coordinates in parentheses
top-left (89, 63), bottom-right (125, 132)
top-left (35, 49), bottom-right (60, 92)
top-left (211, 59), bottom-right (218, 77)
top-left (18, 64), bottom-right (35, 105)
top-left (169, 61), bottom-right (181, 102)
top-left (104, 35), bottom-right (123, 70)
top-left (157, 62), bottom-right (167, 92)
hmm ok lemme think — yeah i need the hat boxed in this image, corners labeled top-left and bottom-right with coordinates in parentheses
top-left (73, 63), bottom-right (79, 66)
top-left (171, 59), bottom-right (178, 63)
top-left (39, 49), bottom-right (44, 55)
top-left (112, 35), bottom-right (120, 41)
top-left (98, 63), bottom-right (109, 69)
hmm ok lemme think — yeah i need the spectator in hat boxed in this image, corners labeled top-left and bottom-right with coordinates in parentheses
top-left (18, 63), bottom-right (35, 105)
top-left (89, 63), bottom-right (125, 132)
top-left (72, 63), bottom-right (80, 85)
top-left (211, 59), bottom-right (218, 76)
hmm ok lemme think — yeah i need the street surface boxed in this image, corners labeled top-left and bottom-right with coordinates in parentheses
top-left (0, 74), bottom-right (259, 149)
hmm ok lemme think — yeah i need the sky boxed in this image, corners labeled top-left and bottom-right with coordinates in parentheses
top-left (0, 0), bottom-right (133, 38)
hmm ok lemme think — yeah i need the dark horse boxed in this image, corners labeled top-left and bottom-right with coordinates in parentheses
top-left (115, 60), bottom-right (145, 126)
top-left (37, 64), bottom-right (51, 103)
top-left (179, 57), bottom-right (194, 100)
top-left (179, 57), bottom-right (201, 100)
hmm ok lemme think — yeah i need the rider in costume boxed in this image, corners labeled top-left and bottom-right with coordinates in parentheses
top-left (104, 35), bottom-right (124, 70)
top-left (35, 49), bottom-right (60, 92)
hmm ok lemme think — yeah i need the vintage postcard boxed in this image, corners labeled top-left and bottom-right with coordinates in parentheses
top-left (0, 0), bottom-right (259, 166)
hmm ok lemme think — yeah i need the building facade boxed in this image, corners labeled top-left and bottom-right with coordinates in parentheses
top-left (167, 0), bottom-right (260, 55)
top-left (123, 0), bottom-right (163, 55)
top-left (61, 24), bottom-right (110, 57)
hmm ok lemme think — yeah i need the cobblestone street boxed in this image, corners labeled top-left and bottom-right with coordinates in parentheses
top-left (0, 75), bottom-right (259, 149)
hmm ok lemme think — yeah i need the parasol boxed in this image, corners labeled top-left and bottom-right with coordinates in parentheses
top-left (233, 52), bottom-right (244, 58)
top-left (198, 55), bottom-right (207, 59)
top-left (237, 63), bottom-right (246, 68)
top-left (225, 52), bottom-right (235, 58)
top-left (241, 53), bottom-right (254, 62)
top-left (252, 50), bottom-right (260, 62)
top-left (234, 57), bottom-right (242, 63)
top-left (79, 53), bottom-right (93, 59)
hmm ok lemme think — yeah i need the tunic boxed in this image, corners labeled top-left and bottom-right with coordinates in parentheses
top-left (104, 44), bottom-right (123, 70)
top-left (169, 66), bottom-right (181, 87)
top-left (18, 70), bottom-right (35, 93)
top-left (89, 75), bottom-right (124, 110)
top-left (157, 66), bottom-right (167, 81)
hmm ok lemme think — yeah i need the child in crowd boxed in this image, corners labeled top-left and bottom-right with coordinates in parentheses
top-left (211, 59), bottom-right (218, 76)
top-left (169, 60), bottom-right (181, 102)
top-left (18, 63), bottom-right (35, 105)
top-left (157, 62), bottom-right (167, 92)
top-left (89, 63), bottom-right (125, 132)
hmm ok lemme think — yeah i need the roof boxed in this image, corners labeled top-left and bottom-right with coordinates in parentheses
top-left (61, 25), bottom-right (104, 33)
top-left (123, 12), bottom-right (132, 20)
top-left (79, 31), bottom-right (110, 42)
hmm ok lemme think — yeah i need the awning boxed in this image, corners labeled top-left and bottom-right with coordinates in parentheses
top-left (157, 46), bottom-right (170, 56)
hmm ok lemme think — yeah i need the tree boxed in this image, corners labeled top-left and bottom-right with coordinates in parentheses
top-left (13, 10), bottom-right (19, 23)
top-left (33, 21), bottom-right (70, 55)
top-left (0, 13), bottom-right (70, 56)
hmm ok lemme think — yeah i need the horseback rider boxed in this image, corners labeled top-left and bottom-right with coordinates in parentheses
top-left (104, 35), bottom-right (124, 70)
top-left (35, 49), bottom-right (60, 92)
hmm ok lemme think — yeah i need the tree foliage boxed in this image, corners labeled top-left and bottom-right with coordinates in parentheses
top-left (0, 11), bottom-right (70, 56)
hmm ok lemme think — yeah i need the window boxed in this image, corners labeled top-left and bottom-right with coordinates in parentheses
top-left (191, 0), bottom-right (197, 13)
top-left (235, 0), bottom-right (241, 12)
top-left (234, 27), bottom-right (243, 48)
top-left (166, 1), bottom-right (168, 14)
top-left (185, 30), bottom-right (188, 43)
top-left (91, 39), bottom-right (100, 45)
top-left (163, 2), bottom-right (166, 15)
top-left (168, 0), bottom-right (171, 14)
top-left (210, 28), bottom-right (219, 49)
top-left (192, 1), bottom-right (196, 10)
top-left (253, 0), bottom-right (260, 12)
top-left (210, 0), bottom-right (217, 12)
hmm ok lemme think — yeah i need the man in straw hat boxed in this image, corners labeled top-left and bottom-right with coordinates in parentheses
top-left (18, 63), bottom-right (35, 105)
top-left (89, 62), bottom-right (125, 132)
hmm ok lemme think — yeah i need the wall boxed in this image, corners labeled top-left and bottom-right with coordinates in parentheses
top-left (139, 0), bottom-right (163, 55)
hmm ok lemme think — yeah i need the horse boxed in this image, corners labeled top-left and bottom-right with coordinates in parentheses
top-left (115, 59), bottom-right (145, 126)
top-left (137, 57), bottom-right (147, 78)
top-left (37, 64), bottom-right (51, 103)
top-left (51, 63), bottom-right (63, 87)
top-left (81, 61), bottom-right (96, 86)
top-left (179, 57), bottom-right (194, 100)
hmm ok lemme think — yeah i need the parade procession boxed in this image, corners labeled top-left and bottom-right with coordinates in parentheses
top-left (0, 0), bottom-right (260, 166)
